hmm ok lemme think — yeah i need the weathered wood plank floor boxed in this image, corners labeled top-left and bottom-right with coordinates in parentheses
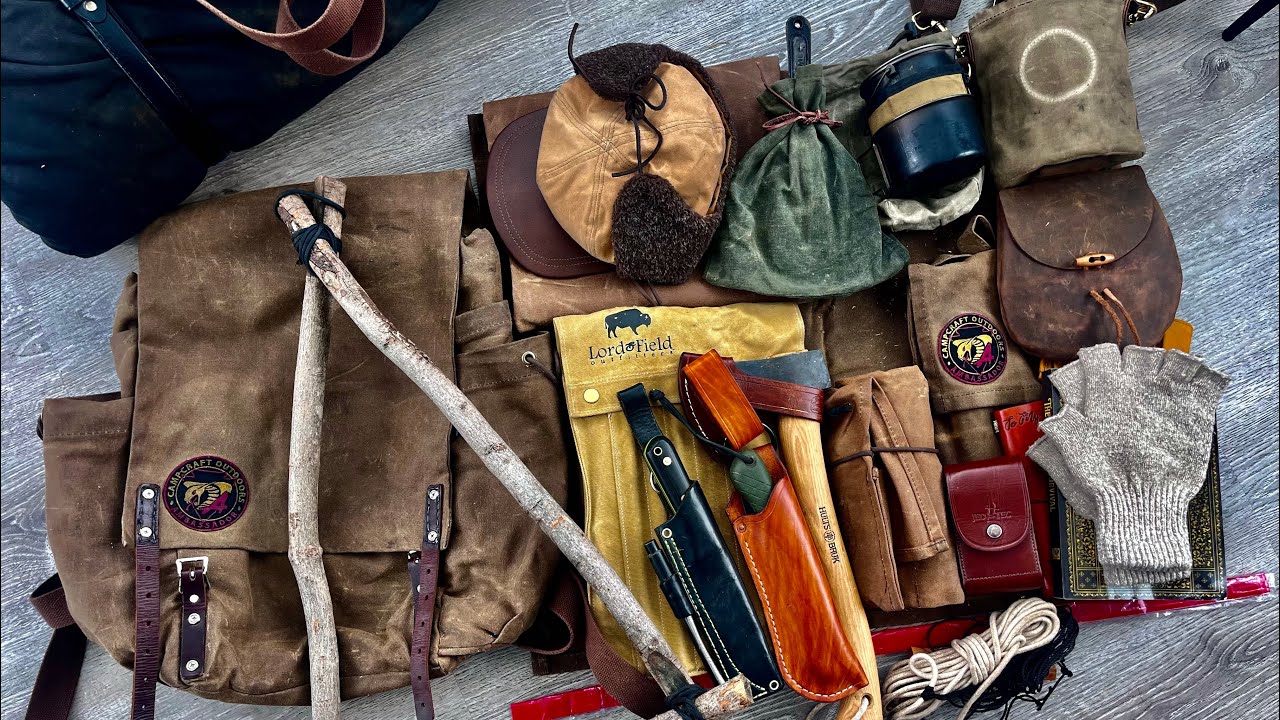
top-left (2, 1), bottom-right (1277, 718)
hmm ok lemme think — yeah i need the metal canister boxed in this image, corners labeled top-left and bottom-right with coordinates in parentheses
top-left (860, 42), bottom-right (986, 198)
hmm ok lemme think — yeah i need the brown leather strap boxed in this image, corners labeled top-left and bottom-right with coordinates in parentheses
top-left (682, 350), bottom-right (788, 482)
top-left (409, 484), bottom-right (445, 720)
top-left (178, 558), bottom-right (209, 683)
top-left (194, 0), bottom-right (386, 75)
top-left (678, 353), bottom-right (825, 421)
top-left (133, 484), bottom-right (161, 720)
top-left (25, 576), bottom-right (87, 720)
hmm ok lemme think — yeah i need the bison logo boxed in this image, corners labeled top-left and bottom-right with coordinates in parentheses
top-left (163, 456), bottom-right (249, 532)
top-left (604, 308), bottom-right (652, 338)
top-left (938, 313), bottom-right (1008, 385)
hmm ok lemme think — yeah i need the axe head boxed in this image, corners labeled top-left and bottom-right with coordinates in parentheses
top-left (734, 350), bottom-right (830, 390)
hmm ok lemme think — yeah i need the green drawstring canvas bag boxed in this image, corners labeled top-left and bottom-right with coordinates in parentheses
top-left (704, 63), bottom-right (908, 299)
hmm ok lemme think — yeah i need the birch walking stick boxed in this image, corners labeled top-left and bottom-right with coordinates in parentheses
top-left (284, 177), bottom-right (346, 719)
top-left (274, 193), bottom-right (753, 720)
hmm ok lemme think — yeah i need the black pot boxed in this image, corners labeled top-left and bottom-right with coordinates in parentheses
top-left (861, 43), bottom-right (986, 198)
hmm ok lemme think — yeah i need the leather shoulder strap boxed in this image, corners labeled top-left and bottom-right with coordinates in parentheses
top-left (25, 576), bottom-right (87, 720)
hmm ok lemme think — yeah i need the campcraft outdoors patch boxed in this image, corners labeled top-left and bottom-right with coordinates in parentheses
top-left (937, 313), bottom-right (1008, 385)
top-left (163, 456), bottom-right (249, 532)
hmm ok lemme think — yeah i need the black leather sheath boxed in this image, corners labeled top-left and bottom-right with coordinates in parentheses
top-left (618, 384), bottom-right (781, 698)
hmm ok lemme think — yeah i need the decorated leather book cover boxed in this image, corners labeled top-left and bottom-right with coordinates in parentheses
top-left (1047, 382), bottom-right (1226, 600)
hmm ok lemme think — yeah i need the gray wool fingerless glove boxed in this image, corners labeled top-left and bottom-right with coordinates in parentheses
top-left (1031, 344), bottom-right (1229, 586)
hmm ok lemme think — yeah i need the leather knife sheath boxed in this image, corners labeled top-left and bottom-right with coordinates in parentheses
top-left (680, 351), bottom-right (867, 702)
top-left (617, 384), bottom-right (781, 697)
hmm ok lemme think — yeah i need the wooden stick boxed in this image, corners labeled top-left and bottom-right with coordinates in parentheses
top-left (283, 177), bottom-right (347, 720)
top-left (779, 416), bottom-right (880, 720)
top-left (274, 194), bottom-right (753, 718)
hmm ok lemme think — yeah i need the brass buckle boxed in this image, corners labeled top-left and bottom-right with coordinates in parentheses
top-left (1127, 0), bottom-right (1157, 25)
top-left (911, 11), bottom-right (947, 34)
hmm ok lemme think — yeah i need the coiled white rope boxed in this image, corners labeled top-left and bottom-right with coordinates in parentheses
top-left (882, 598), bottom-right (1061, 720)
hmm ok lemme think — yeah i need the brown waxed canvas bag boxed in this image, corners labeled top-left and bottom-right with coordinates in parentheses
top-left (35, 172), bottom-right (571, 712)
top-left (968, 0), bottom-right (1145, 189)
top-left (995, 165), bottom-right (1181, 360)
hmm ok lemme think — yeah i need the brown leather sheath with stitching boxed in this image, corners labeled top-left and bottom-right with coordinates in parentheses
top-left (680, 351), bottom-right (866, 702)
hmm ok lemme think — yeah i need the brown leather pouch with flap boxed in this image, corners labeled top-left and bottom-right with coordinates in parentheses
top-left (996, 165), bottom-right (1181, 360)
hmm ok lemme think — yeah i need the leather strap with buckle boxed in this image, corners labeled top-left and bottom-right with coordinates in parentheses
top-left (177, 556), bottom-right (209, 683)
top-left (409, 484), bottom-right (445, 720)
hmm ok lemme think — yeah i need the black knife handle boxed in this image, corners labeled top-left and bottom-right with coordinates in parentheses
top-left (786, 15), bottom-right (812, 78)
top-left (644, 437), bottom-right (693, 514)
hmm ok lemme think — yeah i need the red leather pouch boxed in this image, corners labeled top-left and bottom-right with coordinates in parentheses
top-left (943, 456), bottom-right (1042, 596)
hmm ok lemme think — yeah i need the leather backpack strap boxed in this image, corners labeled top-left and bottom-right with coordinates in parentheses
top-left (408, 484), bottom-right (445, 720)
top-left (132, 484), bottom-right (162, 720)
top-left (25, 576), bottom-right (87, 720)
top-left (195, 0), bottom-right (386, 76)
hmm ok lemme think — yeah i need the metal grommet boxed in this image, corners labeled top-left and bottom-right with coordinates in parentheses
top-left (185, 659), bottom-right (200, 672)
top-left (986, 523), bottom-right (1003, 539)
top-left (768, 680), bottom-right (780, 691)
top-left (188, 595), bottom-right (200, 604)
top-left (652, 446), bottom-right (663, 456)
top-left (427, 530), bottom-right (439, 543)
top-left (139, 527), bottom-right (153, 539)
top-left (583, 388), bottom-right (600, 403)
top-left (521, 351), bottom-right (536, 366)
top-left (660, 528), bottom-right (673, 539)
top-left (141, 488), bottom-right (155, 500)
top-left (187, 613), bottom-right (201, 625)
top-left (428, 488), bottom-right (440, 501)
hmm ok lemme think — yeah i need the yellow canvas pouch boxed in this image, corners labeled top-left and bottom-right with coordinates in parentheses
top-left (554, 303), bottom-right (805, 673)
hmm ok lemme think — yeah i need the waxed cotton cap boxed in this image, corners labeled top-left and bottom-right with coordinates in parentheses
top-left (535, 36), bottom-right (735, 285)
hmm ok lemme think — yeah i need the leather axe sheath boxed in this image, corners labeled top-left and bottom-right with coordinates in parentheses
top-left (681, 351), bottom-right (882, 720)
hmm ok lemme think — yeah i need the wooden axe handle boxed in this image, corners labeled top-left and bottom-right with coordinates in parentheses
top-left (778, 416), bottom-right (881, 720)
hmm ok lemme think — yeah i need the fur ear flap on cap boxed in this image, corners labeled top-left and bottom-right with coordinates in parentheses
top-left (568, 25), bottom-right (663, 102)
top-left (612, 173), bottom-right (719, 285)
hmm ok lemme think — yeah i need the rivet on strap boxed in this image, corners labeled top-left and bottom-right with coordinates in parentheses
top-left (178, 556), bottom-right (210, 683)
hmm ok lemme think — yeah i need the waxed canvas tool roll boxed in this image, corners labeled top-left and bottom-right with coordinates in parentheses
top-left (823, 366), bottom-right (965, 612)
top-left (968, 0), bottom-right (1144, 188)
top-left (680, 351), bottom-right (866, 702)
top-left (907, 249), bottom-right (1041, 465)
top-left (553, 304), bottom-right (805, 676)
top-left (39, 172), bottom-right (571, 704)
top-left (996, 165), bottom-right (1181, 360)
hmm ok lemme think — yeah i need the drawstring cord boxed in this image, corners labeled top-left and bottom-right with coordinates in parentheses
top-left (521, 351), bottom-right (559, 383)
top-left (649, 389), bottom-right (758, 466)
top-left (566, 23), bottom-right (667, 178)
top-left (1089, 287), bottom-right (1143, 346)
top-left (757, 64), bottom-right (843, 132)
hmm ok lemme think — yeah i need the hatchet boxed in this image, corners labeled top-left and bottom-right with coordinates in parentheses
top-left (713, 351), bottom-right (882, 720)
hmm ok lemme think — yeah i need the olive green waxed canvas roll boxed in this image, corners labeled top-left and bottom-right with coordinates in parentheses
top-left (554, 303), bottom-right (805, 674)
top-left (969, 0), bottom-right (1144, 188)
top-left (704, 64), bottom-right (908, 299)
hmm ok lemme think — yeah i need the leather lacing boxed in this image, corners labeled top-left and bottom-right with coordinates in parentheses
top-left (758, 64), bottom-right (843, 132)
top-left (1088, 287), bottom-right (1143, 346)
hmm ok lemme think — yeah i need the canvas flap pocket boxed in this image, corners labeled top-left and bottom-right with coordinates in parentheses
top-left (908, 251), bottom-right (1040, 414)
top-left (122, 172), bottom-right (470, 554)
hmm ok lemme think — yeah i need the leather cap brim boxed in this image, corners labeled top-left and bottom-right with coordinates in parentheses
top-left (485, 109), bottom-right (613, 279)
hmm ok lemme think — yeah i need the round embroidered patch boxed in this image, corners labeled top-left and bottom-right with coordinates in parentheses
top-left (938, 313), bottom-right (1008, 385)
top-left (163, 456), bottom-right (249, 532)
